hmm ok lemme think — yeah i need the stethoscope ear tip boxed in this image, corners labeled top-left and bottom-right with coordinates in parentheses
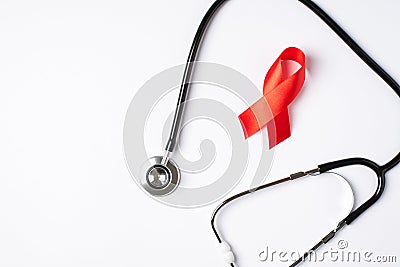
top-left (141, 156), bottom-right (180, 197)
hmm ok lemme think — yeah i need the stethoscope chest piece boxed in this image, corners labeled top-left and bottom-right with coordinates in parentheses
top-left (141, 156), bottom-right (180, 196)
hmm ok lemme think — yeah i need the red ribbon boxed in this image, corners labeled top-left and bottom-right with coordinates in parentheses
top-left (238, 47), bottom-right (306, 149)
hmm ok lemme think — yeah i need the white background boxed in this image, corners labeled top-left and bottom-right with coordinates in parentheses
top-left (1, 0), bottom-right (400, 266)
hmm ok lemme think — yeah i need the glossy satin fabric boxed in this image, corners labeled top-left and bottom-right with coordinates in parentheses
top-left (238, 47), bottom-right (306, 149)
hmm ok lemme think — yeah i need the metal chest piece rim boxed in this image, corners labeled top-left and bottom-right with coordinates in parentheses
top-left (141, 156), bottom-right (180, 196)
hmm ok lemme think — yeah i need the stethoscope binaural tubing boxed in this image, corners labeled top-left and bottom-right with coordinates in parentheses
top-left (211, 154), bottom-right (399, 267)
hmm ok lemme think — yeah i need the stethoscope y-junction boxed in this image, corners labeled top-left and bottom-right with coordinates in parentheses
top-left (140, 0), bottom-right (400, 266)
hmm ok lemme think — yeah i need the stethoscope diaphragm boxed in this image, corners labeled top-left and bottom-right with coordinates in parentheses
top-left (141, 156), bottom-right (180, 196)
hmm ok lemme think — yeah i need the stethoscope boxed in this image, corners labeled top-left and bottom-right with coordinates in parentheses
top-left (140, 0), bottom-right (400, 265)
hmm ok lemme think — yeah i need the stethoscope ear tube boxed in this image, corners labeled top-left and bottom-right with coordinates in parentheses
top-left (318, 158), bottom-right (381, 174)
top-left (212, 168), bottom-right (356, 267)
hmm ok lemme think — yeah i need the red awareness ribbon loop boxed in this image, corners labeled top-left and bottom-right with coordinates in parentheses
top-left (238, 47), bottom-right (306, 149)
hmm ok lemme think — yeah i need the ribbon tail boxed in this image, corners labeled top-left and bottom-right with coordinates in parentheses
top-left (238, 97), bottom-right (273, 139)
top-left (267, 108), bottom-right (291, 149)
